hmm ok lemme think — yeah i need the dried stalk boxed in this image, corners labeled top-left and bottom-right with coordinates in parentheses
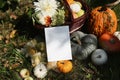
top-left (105, 0), bottom-right (120, 7)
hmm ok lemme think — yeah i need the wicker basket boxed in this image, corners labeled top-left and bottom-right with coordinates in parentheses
top-left (34, 0), bottom-right (90, 33)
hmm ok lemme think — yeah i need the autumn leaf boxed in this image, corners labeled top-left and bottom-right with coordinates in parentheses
top-left (10, 30), bottom-right (17, 38)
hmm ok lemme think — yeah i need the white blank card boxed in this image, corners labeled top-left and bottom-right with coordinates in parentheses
top-left (45, 26), bottom-right (72, 62)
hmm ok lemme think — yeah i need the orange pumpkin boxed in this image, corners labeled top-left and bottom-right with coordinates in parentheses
top-left (88, 6), bottom-right (117, 37)
top-left (57, 60), bottom-right (73, 73)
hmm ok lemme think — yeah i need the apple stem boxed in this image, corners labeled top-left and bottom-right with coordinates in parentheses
top-left (110, 38), bottom-right (116, 44)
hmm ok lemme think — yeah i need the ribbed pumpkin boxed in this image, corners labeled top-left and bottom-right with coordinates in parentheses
top-left (57, 60), bottom-right (72, 73)
top-left (88, 6), bottom-right (117, 37)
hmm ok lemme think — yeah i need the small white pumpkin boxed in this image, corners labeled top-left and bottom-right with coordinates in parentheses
top-left (31, 52), bottom-right (41, 67)
top-left (114, 31), bottom-right (120, 40)
top-left (20, 68), bottom-right (30, 78)
top-left (24, 76), bottom-right (33, 80)
top-left (33, 63), bottom-right (47, 79)
top-left (91, 49), bottom-right (108, 65)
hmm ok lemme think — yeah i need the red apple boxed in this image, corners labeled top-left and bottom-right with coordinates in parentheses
top-left (99, 33), bottom-right (120, 53)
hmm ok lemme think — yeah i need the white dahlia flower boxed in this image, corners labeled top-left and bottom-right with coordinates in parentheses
top-left (36, 13), bottom-right (46, 25)
top-left (33, 0), bottom-right (65, 26)
top-left (34, 0), bottom-right (59, 17)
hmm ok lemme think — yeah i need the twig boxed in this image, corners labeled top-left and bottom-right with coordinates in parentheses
top-left (105, 0), bottom-right (120, 7)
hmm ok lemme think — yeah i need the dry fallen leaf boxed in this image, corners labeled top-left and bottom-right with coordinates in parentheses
top-left (5, 40), bottom-right (9, 44)
top-left (10, 63), bottom-right (20, 69)
top-left (12, 41), bottom-right (17, 47)
top-left (6, 34), bottom-right (10, 40)
top-left (0, 35), bottom-right (3, 40)
top-left (10, 30), bottom-right (17, 38)
top-left (3, 48), bottom-right (8, 53)
top-left (4, 61), bottom-right (9, 68)
top-left (10, 13), bottom-right (18, 20)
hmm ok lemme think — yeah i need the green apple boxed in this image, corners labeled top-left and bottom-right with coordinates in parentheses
top-left (77, 9), bottom-right (85, 17)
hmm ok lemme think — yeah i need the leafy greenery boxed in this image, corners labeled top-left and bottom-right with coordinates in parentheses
top-left (51, 9), bottom-right (65, 26)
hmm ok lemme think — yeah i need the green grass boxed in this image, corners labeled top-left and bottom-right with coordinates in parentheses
top-left (0, 0), bottom-right (120, 80)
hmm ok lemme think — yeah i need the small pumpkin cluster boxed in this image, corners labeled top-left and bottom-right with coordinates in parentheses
top-left (71, 2), bottom-right (120, 65)
top-left (20, 39), bottom-right (73, 79)
top-left (71, 31), bottom-right (108, 65)
top-left (19, 2), bottom-right (120, 78)
top-left (20, 40), bottom-right (48, 79)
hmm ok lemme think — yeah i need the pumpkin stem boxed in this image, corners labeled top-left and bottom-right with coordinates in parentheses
top-left (61, 62), bottom-right (64, 64)
top-left (105, 0), bottom-right (120, 8)
top-left (39, 69), bottom-right (42, 71)
top-left (100, 6), bottom-right (107, 11)
top-left (75, 36), bottom-right (81, 45)
top-left (96, 55), bottom-right (102, 58)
